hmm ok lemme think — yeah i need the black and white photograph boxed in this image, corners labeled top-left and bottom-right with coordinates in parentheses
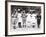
top-left (11, 5), bottom-right (41, 29)
top-left (6, 1), bottom-right (45, 36)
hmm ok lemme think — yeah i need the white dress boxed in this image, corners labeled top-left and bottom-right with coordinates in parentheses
top-left (26, 14), bottom-right (37, 28)
top-left (31, 14), bottom-right (37, 28)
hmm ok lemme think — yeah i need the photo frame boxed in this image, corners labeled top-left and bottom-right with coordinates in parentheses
top-left (5, 1), bottom-right (45, 36)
